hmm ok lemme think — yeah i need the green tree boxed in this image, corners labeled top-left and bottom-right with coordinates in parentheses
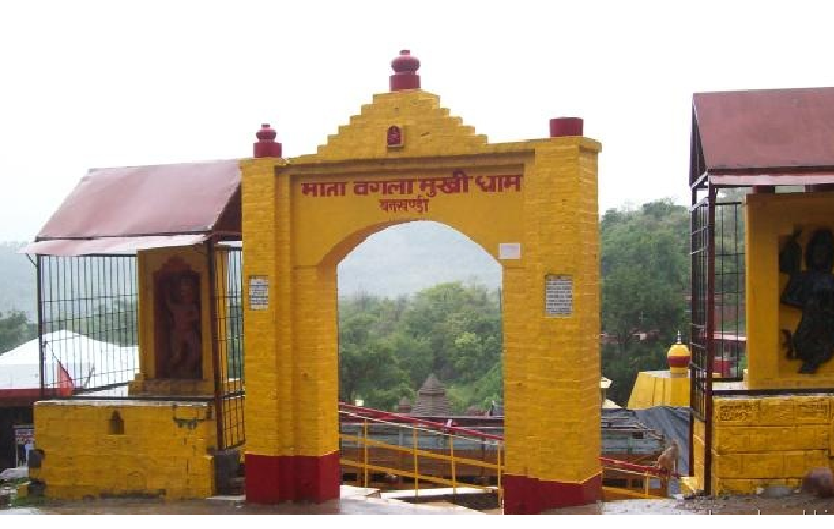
top-left (0, 311), bottom-right (36, 353)
top-left (63, 299), bottom-right (139, 346)
top-left (600, 200), bottom-right (690, 405)
top-left (337, 282), bottom-right (503, 412)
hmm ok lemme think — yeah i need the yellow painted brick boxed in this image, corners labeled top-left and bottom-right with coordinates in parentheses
top-left (783, 450), bottom-right (828, 476)
top-left (35, 402), bottom-right (215, 500)
top-left (241, 89), bottom-right (601, 487)
top-left (715, 399), bottom-right (760, 425)
top-left (714, 424), bottom-right (829, 453)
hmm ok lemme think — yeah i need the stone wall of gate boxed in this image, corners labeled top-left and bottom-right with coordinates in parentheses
top-left (241, 81), bottom-right (602, 514)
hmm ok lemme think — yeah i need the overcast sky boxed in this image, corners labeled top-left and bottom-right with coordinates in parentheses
top-left (2, 0), bottom-right (833, 242)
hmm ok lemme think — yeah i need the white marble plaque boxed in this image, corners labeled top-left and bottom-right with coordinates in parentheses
top-left (499, 242), bottom-right (521, 260)
top-left (249, 276), bottom-right (269, 310)
top-left (545, 274), bottom-right (573, 316)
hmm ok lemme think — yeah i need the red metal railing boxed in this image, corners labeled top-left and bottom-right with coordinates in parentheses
top-left (339, 402), bottom-right (504, 441)
top-left (340, 402), bottom-right (677, 476)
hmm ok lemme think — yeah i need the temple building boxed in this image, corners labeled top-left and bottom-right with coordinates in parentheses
top-left (685, 87), bottom-right (834, 495)
top-left (395, 396), bottom-right (412, 414)
top-left (22, 160), bottom-right (245, 499)
top-left (627, 333), bottom-right (692, 409)
top-left (22, 50), bottom-right (603, 513)
top-left (410, 374), bottom-right (451, 417)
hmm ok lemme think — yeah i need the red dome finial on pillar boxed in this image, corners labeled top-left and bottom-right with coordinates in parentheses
top-left (390, 49), bottom-right (421, 91)
top-left (253, 123), bottom-right (282, 158)
top-left (549, 117), bottom-right (584, 138)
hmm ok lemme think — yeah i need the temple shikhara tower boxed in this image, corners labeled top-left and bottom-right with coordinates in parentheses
top-left (24, 50), bottom-right (602, 515)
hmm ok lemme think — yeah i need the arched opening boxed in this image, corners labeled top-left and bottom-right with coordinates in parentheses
top-left (335, 220), bottom-right (503, 490)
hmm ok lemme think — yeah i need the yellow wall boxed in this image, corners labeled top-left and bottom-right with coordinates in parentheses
top-left (689, 417), bottom-right (707, 493)
top-left (130, 246), bottom-right (216, 396)
top-left (241, 89), bottom-right (602, 485)
top-left (31, 400), bottom-right (216, 499)
top-left (705, 395), bottom-right (831, 494)
top-left (627, 371), bottom-right (690, 409)
top-left (746, 192), bottom-right (834, 389)
top-left (686, 192), bottom-right (834, 495)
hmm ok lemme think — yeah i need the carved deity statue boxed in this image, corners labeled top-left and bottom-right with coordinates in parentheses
top-left (780, 228), bottom-right (834, 374)
top-left (163, 275), bottom-right (203, 378)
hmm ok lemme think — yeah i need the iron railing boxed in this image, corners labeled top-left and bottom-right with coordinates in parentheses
top-left (338, 403), bottom-right (676, 504)
top-left (37, 255), bottom-right (139, 397)
top-left (689, 192), bottom-right (747, 494)
top-left (212, 244), bottom-right (245, 449)
top-left (338, 403), bottom-right (504, 499)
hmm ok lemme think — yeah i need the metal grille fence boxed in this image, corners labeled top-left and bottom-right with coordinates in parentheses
top-left (212, 244), bottom-right (245, 449)
top-left (714, 201), bottom-right (746, 380)
top-left (37, 255), bottom-right (139, 396)
top-left (37, 244), bottom-right (245, 450)
top-left (689, 193), bottom-right (746, 495)
top-left (689, 197), bottom-right (710, 421)
top-left (689, 199), bottom-right (746, 419)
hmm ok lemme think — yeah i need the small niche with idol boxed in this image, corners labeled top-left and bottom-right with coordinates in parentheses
top-left (129, 247), bottom-right (216, 396)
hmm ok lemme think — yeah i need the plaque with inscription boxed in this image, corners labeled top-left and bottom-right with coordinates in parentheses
top-left (249, 276), bottom-right (269, 311)
top-left (499, 242), bottom-right (522, 260)
top-left (545, 275), bottom-right (573, 316)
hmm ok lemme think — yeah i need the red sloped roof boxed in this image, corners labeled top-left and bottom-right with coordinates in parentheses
top-left (692, 87), bottom-right (834, 185)
top-left (36, 159), bottom-right (241, 240)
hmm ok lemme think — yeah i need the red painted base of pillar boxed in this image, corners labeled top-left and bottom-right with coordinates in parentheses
top-left (503, 472), bottom-right (601, 515)
top-left (245, 452), bottom-right (340, 504)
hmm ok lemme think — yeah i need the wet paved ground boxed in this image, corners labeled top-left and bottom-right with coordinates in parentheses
top-left (4, 491), bottom-right (834, 515)
top-left (545, 499), bottom-right (694, 515)
top-left (678, 493), bottom-right (834, 515)
top-left (2, 498), bottom-right (484, 515)
top-left (1, 492), bottom-right (484, 515)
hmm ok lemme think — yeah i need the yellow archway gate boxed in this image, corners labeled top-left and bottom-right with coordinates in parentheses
top-left (240, 51), bottom-right (602, 515)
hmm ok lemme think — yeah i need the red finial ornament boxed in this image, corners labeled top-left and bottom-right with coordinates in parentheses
top-left (549, 117), bottom-right (584, 138)
top-left (253, 123), bottom-right (282, 158)
top-left (390, 49), bottom-right (421, 91)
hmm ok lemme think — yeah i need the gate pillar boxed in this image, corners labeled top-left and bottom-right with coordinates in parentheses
top-left (502, 137), bottom-right (602, 514)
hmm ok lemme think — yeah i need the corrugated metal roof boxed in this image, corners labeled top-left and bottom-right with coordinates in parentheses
top-left (693, 87), bottom-right (834, 184)
top-left (21, 234), bottom-right (208, 256)
top-left (36, 159), bottom-right (241, 241)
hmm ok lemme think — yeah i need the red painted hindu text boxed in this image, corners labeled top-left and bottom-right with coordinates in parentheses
top-left (379, 195), bottom-right (430, 214)
top-left (300, 181), bottom-right (348, 197)
top-left (299, 170), bottom-right (522, 215)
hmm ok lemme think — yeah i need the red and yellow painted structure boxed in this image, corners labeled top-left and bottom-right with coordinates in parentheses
top-left (27, 50), bottom-right (602, 513)
top-left (628, 336), bottom-right (691, 409)
top-left (241, 51), bottom-right (602, 514)
top-left (688, 191), bottom-right (834, 495)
